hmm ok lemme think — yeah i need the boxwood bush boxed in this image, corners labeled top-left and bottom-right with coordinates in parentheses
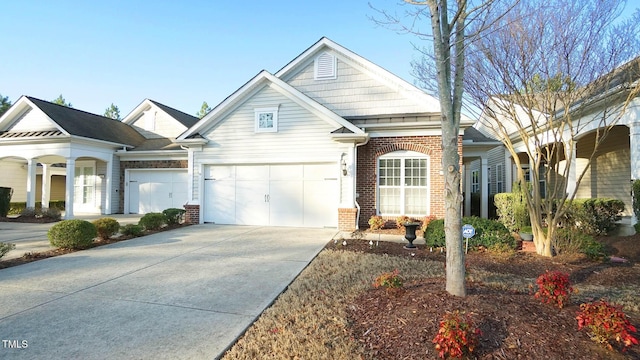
top-left (120, 224), bottom-right (144, 237)
top-left (92, 217), bottom-right (121, 240)
top-left (561, 199), bottom-right (625, 236)
top-left (139, 212), bottom-right (166, 231)
top-left (425, 216), bottom-right (516, 250)
top-left (48, 220), bottom-right (97, 249)
top-left (162, 208), bottom-right (186, 225)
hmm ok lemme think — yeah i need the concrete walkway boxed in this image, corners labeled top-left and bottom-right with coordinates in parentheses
top-left (0, 214), bottom-right (143, 260)
top-left (0, 225), bottom-right (334, 359)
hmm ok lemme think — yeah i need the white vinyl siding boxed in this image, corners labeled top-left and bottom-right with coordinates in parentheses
top-left (378, 151), bottom-right (430, 216)
top-left (192, 85), bottom-right (350, 203)
top-left (130, 107), bottom-right (188, 139)
top-left (9, 108), bottom-right (58, 132)
top-left (285, 59), bottom-right (428, 117)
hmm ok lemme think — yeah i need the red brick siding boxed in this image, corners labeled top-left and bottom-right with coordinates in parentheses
top-left (356, 136), bottom-right (462, 228)
top-left (338, 207), bottom-right (358, 231)
top-left (184, 204), bottom-right (200, 224)
top-left (119, 160), bottom-right (188, 213)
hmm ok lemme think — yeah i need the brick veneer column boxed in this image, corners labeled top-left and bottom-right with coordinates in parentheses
top-left (184, 204), bottom-right (200, 224)
top-left (338, 208), bottom-right (358, 231)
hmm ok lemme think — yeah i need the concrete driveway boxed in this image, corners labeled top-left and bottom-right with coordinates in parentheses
top-left (0, 224), bottom-right (335, 359)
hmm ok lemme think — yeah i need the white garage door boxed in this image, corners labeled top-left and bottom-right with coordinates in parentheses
top-left (128, 170), bottom-right (188, 214)
top-left (203, 164), bottom-right (338, 227)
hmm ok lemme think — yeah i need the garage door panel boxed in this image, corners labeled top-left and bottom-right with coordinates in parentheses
top-left (269, 180), bottom-right (303, 226)
top-left (270, 165), bottom-right (302, 180)
top-left (204, 179), bottom-right (235, 224)
top-left (236, 165), bottom-right (268, 180)
top-left (236, 180), bottom-right (269, 225)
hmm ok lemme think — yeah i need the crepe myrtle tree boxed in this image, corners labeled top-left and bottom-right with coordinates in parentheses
top-left (458, 0), bottom-right (640, 256)
top-left (373, 0), bottom-right (507, 296)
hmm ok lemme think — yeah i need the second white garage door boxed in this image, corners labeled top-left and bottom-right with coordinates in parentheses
top-left (128, 170), bottom-right (188, 214)
top-left (203, 164), bottom-right (338, 227)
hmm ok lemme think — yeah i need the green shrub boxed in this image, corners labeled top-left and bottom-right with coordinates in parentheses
top-left (48, 220), bottom-right (97, 249)
top-left (0, 187), bottom-right (12, 217)
top-left (20, 207), bottom-right (39, 218)
top-left (494, 193), bottom-right (517, 232)
top-left (139, 212), bottom-right (166, 230)
top-left (41, 207), bottom-right (61, 220)
top-left (424, 216), bottom-right (516, 250)
top-left (0, 242), bottom-right (16, 259)
top-left (8, 201), bottom-right (65, 215)
top-left (552, 228), bottom-right (606, 259)
top-left (633, 179), bottom-right (640, 222)
top-left (162, 208), bottom-right (186, 225)
top-left (562, 199), bottom-right (624, 235)
top-left (120, 224), bottom-right (144, 237)
top-left (424, 219), bottom-right (445, 247)
top-left (92, 218), bottom-right (121, 240)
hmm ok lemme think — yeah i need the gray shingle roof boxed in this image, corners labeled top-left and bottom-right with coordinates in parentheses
top-left (27, 97), bottom-right (145, 146)
top-left (148, 100), bottom-right (199, 128)
top-left (464, 127), bottom-right (498, 142)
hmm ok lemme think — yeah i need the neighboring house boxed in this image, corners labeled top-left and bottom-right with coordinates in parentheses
top-left (471, 57), bottom-right (640, 234)
top-left (0, 37), bottom-right (469, 230)
top-left (0, 97), bottom-right (196, 218)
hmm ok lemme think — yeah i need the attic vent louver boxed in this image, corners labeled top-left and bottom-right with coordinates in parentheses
top-left (314, 52), bottom-right (337, 80)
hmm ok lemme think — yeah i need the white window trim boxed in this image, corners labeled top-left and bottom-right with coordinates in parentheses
top-left (314, 52), bottom-right (337, 80)
top-left (496, 164), bottom-right (504, 193)
top-left (376, 150), bottom-right (431, 217)
top-left (471, 170), bottom-right (480, 193)
top-left (254, 106), bottom-right (279, 133)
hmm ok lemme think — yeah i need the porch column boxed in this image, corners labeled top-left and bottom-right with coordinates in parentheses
top-left (630, 122), bottom-right (640, 227)
top-left (104, 159), bottom-right (113, 215)
top-left (186, 148), bottom-right (194, 202)
top-left (565, 142), bottom-right (578, 198)
top-left (26, 158), bottom-right (37, 209)
top-left (464, 164), bottom-right (471, 217)
top-left (481, 157), bottom-right (488, 218)
top-left (64, 158), bottom-right (76, 219)
top-left (630, 122), bottom-right (640, 181)
top-left (41, 163), bottom-right (51, 208)
top-left (504, 152), bottom-right (513, 193)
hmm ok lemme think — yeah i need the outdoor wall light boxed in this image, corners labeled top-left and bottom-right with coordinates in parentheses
top-left (341, 159), bottom-right (348, 176)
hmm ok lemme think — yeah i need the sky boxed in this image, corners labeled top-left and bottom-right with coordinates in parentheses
top-left (1, 1), bottom-right (639, 118)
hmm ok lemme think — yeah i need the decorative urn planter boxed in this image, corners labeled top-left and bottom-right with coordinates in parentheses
top-left (519, 227), bottom-right (534, 241)
top-left (403, 222), bottom-right (421, 249)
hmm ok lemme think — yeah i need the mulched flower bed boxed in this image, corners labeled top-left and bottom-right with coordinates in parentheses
top-left (330, 237), bottom-right (640, 359)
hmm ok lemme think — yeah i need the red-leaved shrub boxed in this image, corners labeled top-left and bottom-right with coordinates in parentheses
top-left (432, 311), bottom-right (481, 359)
top-left (576, 300), bottom-right (638, 352)
top-left (534, 271), bottom-right (573, 308)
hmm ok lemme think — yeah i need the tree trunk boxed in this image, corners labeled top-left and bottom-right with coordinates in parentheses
top-left (443, 127), bottom-right (466, 296)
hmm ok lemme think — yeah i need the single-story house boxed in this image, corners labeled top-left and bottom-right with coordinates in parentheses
top-left (0, 37), bottom-right (473, 230)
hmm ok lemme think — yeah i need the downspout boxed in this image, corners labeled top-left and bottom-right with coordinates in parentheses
top-left (354, 135), bottom-right (370, 229)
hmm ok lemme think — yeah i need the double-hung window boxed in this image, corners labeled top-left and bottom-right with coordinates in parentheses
top-left (378, 151), bottom-right (430, 216)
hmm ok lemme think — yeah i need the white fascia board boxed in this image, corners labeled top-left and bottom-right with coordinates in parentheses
top-left (330, 133), bottom-right (369, 143)
top-left (265, 73), bottom-right (364, 134)
top-left (116, 150), bottom-right (187, 161)
top-left (121, 99), bottom-right (153, 125)
top-left (69, 135), bottom-right (133, 150)
top-left (178, 71), bottom-right (269, 140)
